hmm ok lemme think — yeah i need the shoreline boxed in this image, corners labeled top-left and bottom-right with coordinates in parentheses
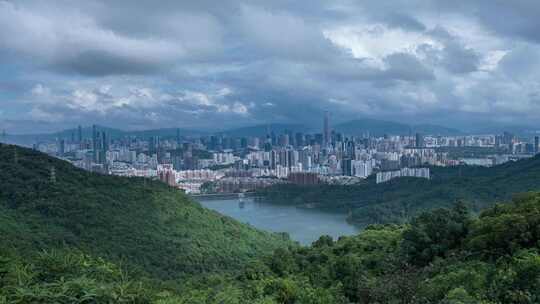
top-left (190, 192), bottom-right (257, 200)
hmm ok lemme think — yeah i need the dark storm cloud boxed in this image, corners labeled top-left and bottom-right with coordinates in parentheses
top-left (420, 27), bottom-right (481, 74)
top-left (469, 0), bottom-right (540, 44)
top-left (54, 50), bottom-right (165, 76)
top-left (383, 53), bottom-right (435, 81)
top-left (1, 0), bottom-right (540, 132)
top-left (385, 13), bottom-right (426, 32)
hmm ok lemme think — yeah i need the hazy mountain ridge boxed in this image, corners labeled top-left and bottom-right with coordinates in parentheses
top-left (3, 118), bottom-right (463, 147)
top-left (334, 119), bottom-right (463, 136)
top-left (219, 123), bottom-right (310, 137)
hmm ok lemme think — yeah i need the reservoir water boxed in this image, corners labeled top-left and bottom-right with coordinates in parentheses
top-left (197, 196), bottom-right (360, 245)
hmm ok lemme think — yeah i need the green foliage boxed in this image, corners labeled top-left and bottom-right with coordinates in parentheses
top-left (0, 145), bottom-right (290, 280)
top-left (466, 192), bottom-right (540, 257)
top-left (401, 203), bottom-right (470, 266)
top-left (0, 250), bottom-right (152, 303)
top-left (3, 145), bottom-right (540, 303)
top-left (234, 194), bottom-right (540, 303)
top-left (260, 155), bottom-right (540, 225)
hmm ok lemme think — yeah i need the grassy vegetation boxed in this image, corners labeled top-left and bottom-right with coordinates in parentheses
top-left (245, 193), bottom-right (540, 303)
top-left (2, 190), bottom-right (540, 303)
top-left (260, 155), bottom-right (540, 225)
top-left (0, 144), bottom-right (290, 280)
top-left (2, 144), bottom-right (540, 303)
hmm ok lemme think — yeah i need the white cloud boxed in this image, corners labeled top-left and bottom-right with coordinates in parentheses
top-left (479, 50), bottom-right (508, 71)
top-left (231, 102), bottom-right (249, 115)
top-left (324, 24), bottom-right (438, 68)
top-left (30, 84), bottom-right (50, 96)
top-left (3, 0), bottom-right (540, 130)
top-left (29, 107), bottom-right (63, 122)
top-left (0, 1), bottom-right (185, 75)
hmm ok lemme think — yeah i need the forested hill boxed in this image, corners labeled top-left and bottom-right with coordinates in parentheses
top-left (1, 144), bottom-right (539, 302)
top-left (260, 154), bottom-right (540, 225)
top-left (2, 183), bottom-right (540, 302)
top-left (0, 144), bottom-right (290, 279)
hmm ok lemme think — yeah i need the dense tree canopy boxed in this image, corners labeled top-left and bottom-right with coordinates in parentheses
top-left (1, 145), bottom-right (540, 303)
top-left (260, 155), bottom-right (540, 225)
top-left (0, 144), bottom-right (290, 279)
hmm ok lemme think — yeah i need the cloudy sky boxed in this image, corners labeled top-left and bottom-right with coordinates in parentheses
top-left (1, 0), bottom-right (540, 133)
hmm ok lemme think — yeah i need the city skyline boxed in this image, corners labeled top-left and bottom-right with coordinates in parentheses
top-left (1, 1), bottom-right (540, 133)
top-left (16, 109), bottom-right (537, 194)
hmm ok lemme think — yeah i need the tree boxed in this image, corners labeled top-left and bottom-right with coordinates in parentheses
top-left (401, 203), bottom-right (470, 266)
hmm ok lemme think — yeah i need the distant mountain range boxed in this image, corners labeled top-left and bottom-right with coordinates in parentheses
top-left (4, 125), bottom-right (208, 145)
top-left (219, 123), bottom-right (310, 137)
top-left (224, 120), bottom-right (463, 137)
top-left (333, 119), bottom-right (463, 137)
top-left (2, 119), bottom-right (467, 146)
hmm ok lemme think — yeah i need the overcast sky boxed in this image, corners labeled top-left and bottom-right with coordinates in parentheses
top-left (1, 0), bottom-right (540, 133)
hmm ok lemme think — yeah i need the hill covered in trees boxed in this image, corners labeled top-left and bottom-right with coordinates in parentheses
top-left (2, 186), bottom-right (540, 303)
top-left (2, 144), bottom-right (540, 303)
top-left (260, 155), bottom-right (540, 225)
top-left (0, 144), bottom-right (290, 280)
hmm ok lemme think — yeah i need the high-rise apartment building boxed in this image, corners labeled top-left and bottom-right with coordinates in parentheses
top-left (415, 132), bottom-right (424, 148)
top-left (323, 111), bottom-right (330, 146)
top-left (77, 125), bottom-right (83, 143)
top-left (92, 125), bottom-right (98, 162)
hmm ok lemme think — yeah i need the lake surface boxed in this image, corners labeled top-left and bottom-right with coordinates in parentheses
top-left (197, 196), bottom-right (360, 245)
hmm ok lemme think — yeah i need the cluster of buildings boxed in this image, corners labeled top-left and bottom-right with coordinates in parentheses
top-left (376, 168), bottom-right (431, 184)
top-left (24, 114), bottom-right (540, 193)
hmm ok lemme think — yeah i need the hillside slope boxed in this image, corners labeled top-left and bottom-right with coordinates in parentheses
top-left (0, 144), bottom-right (290, 279)
top-left (1, 143), bottom-right (539, 303)
top-left (261, 155), bottom-right (540, 225)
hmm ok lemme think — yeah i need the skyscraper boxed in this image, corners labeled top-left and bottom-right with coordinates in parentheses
top-left (323, 111), bottom-right (330, 146)
top-left (101, 131), bottom-right (108, 154)
top-left (77, 125), bottom-right (83, 143)
top-left (58, 139), bottom-right (65, 156)
top-left (535, 136), bottom-right (539, 154)
top-left (341, 158), bottom-right (353, 176)
top-left (0, 129), bottom-right (6, 143)
top-left (415, 132), bottom-right (424, 148)
top-left (92, 125), bottom-right (98, 162)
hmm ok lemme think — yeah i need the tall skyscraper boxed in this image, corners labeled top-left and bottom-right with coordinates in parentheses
top-left (101, 131), bottom-right (109, 153)
top-left (323, 111), bottom-right (330, 146)
top-left (535, 136), bottom-right (539, 154)
top-left (58, 139), bottom-right (65, 156)
top-left (149, 136), bottom-right (160, 156)
top-left (92, 125), bottom-right (98, 162)
top-left (415, 132), bottom-right (424, 148)
top-left (77, 125), bottom-right (83, 143)
top-left (341, 158), bottom-right (353, 176)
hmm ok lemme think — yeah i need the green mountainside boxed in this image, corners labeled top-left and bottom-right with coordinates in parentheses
top-left (2, 186), bottom-right (540, 303)
top-left (0, 144), bottom-right (290, 280)
top-left (1, 144), bottom-right (540, 303)
top-left (260, 155), bottom-right (540, 225)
